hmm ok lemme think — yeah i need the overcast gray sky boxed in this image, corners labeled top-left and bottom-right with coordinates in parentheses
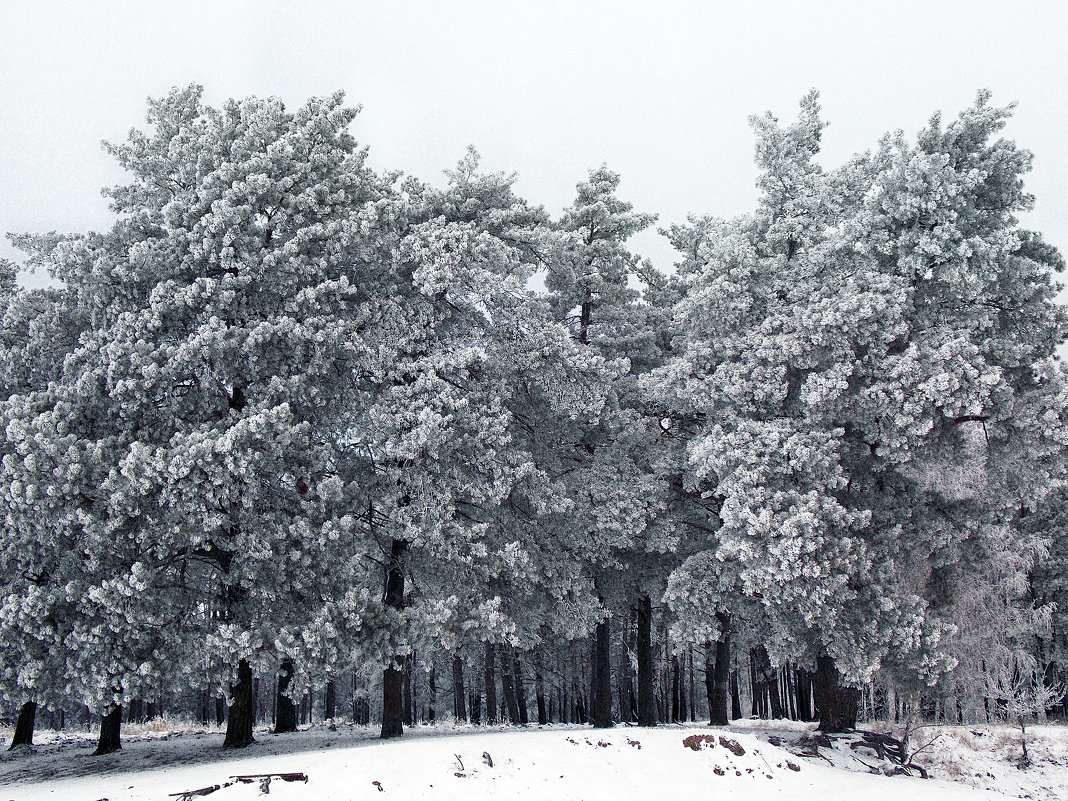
top-left (2, 1), bottom-right (1066, 292)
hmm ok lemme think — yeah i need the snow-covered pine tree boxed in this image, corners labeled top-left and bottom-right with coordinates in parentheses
top-left (540, 166), bottom-right (677, 729)
top-left (658, 91), bottom-right (1067, 731)
top-left (3, 86), bottom-right (400, 750)
top-left (0, 261), bottom-right (96, 748)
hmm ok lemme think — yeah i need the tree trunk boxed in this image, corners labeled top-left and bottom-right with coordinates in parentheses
top-left (428, 665), bottom-right (437, 723)
top-left (671, 655), bottom-right (682, 722)
top-left (514, 652), bottom-right (529, 724)
top-left (751, 644), bottom-right (784, 719)
top-left (274, 658), bottom-right (298, 733)
top-left (730, 668), bottom-right (742, 720)
top-left (215, 696), bottom-right (226, 727)
top-left (325, 679), bottom-right (336, 721)
top-left (535, 652), bottom-right (548, 725)
top-left (93, 703), bottom-right (122, 755)
top-left (591, 614), bottom-right (613, 728)
top-left (127, 698), bottom-right (143, 724)
top-left (484, 643), bottom-right (498, 724)
top-left (223, 660), bottom-right (255, 748)
top-left (452, 653), bottom-right (467, 722)
top-left (501, 646), bottom-right (520, 724)
top-left (687, 647), bottom-right (696, 722)
top-left (402, 653), bottom-right (414, 727)
top-left (9, 701), bottom-right (37, 749)
top-left (708, 614), bottom-right (731, 726)
top-left (815, 655), bottom-right (859, 732)
top-left (796, 666), bottom-right (812, 721)
top-left (381, 537), bottom-right (408, 739)
top-left (636, 595), bottom-right (656, 727)
top-left (469, 688), bottom-right (481, 725)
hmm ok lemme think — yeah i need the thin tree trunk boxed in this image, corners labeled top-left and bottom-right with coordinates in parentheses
top-left (636, 594), bottom-right (656, 726)
top-left (215, 696), bottom-right (226, 726)
top-left (535, 652), bottom-right (548, 725)
top-left (815, 655), bottom-right (859, 732)
top-left (93, 702), bottom-right (122, 756)
top-left (671, 655), bottom-right (682, 722)
top-left (484, 643), bottom-right (498, 724)
top-left (127, 699), bottom-right (143, 724)
top-left (730, 668), bottom-right (741, 720)
top-left (591, 613), bottom-right (613, 728)
top-left (469, 688), bottom-right (481, 724)
top-left (687, 647), bottom-right (696, 722)
top-left (381, 537), bottom-right (408, 739)
top-left (428, 665), bottom-right (437, 723)
top-left (223, 660), bottom-right (255, 748)
top-left (501, 646), bottom-right (520, 724)
top-left (402, 653), bottom-right (414, 727)
top-left (751, 644), bottom-right (784, 719)
top-left (275, 658), bottom-right (298, 733)
top-left (9, 701), bottom-right (36, 749)
top-left (452, 653), bottom-right (467, 722)
top-left (514, 652), bottom-right (529, 724)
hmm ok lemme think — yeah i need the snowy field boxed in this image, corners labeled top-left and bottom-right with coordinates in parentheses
top-left (2, 720), bottom-right (1066, 801)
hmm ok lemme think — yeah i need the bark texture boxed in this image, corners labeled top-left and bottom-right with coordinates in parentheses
top-left (380, 538), bottom-right (408, 739)
top-left (591, 615), bottom-right (613, 728)
top-left (484, 643), bottom-right (498, 724)
top-left (274, 658), bottom-right (298, 733)
top-left (93, 703), bottom-right (122, 756)
top-left (9, 701), bottom-right (36, 749)
top-left (636, 594), bottom-right (656, 727)
top-left (223, 660), bottom-right (255, 748)
top-left (815, 655), bottom-right (859, 732)
top-left (708, 615), bottom-right (731, 726)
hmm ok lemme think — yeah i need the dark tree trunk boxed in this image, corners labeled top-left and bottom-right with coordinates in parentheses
top-left (730, 668), bottom-right (742, 720)
top-left (223, 660), bottom-right (255, 748)
top-left (750, 644), bottom-right (784, 719)
top-left (127, 699), bottom-right (143, 724)
top-left (514, 652), bottom-right (529, 724)
top-left (381, 537), bottom-right (408, 739)
top-left (93, 703), bottom-right (122, 755)
top-left (687, 648), bottom-right (696, 722)
top-left (146, 700), bottom-right (158, 720)
top-left (708, 614), bottom-right (731, 726)
top-left (501, 646), bottom-right (520, 724)
top-left (325, 679), bottom-right (336, 720)
top-left (469, 689), bottom-right (481, 725)
top-left (784, 664), bottom-right (798, 720)
top-left (428, 665), bottom-right (437, 723)
top-left (535, 653), bottom-right (548, 725)
top-left (215, 696), bottom-right (226, 726)
top-left (274, 658), bottom-right (298, 733)
top-left (452, 653), bottom-right (467, 721)
top-left (402, 653), bottom-right (414, 727)
top-left (251, 678), bottom-right (260, 725)
top-left (815, 655), bottom-right (859, 732)
top-left (671, 655), bottom-right (682, 723)
top-left (636, 595), bottom-right (656, 727)
top-left (796, 666), bottom-right (812, 721)
top-left (484, 643), bottom-right (498, 724)
top-left (591, 614), bottom-right (613, 728)
top-left (382, 663), bottom-right (404, 738)
top-left (9, 701), bottom-right (36, 749)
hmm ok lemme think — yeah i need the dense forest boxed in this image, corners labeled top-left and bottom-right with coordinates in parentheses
top-left (1, 86), bottom-right (1066, 756)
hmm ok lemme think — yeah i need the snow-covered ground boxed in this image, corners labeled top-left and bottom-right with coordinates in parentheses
top-left (1, 719), bottom-right (1066, 801)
